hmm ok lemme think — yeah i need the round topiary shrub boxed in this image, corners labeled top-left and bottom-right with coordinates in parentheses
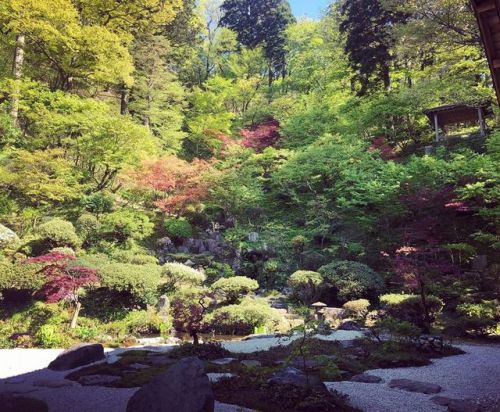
top-left (161, 263), bottom-right (205, 292)
top-left (35, 219), bottom-right (81, 249)
top-left (211, 276), bottom-right (259, 304)
top-left (342, 299), bottom-right (370, 320)
top-left (164, 217), bottom-right (193, 240)
top-left (288, 270), bottom-right (323, 304)
top-left (76, 213), bottom-right (100, 245)
top-left (318, 261), bottom-right (383, 303)
top-left (380, 293), bottom-right (444, 330)
top-left (100, 209), bottom-right (154, 244)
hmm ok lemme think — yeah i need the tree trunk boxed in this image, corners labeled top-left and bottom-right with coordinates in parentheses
top-left (419, 282), bottom-right (431, 334)
top-left (70, 301), bottom-right (82, 329)
top-left (120, 85), bottom-right (129, 115)
top-left (191, 331), bottom-right (199, 346)
top-left (10, 33), bottom-right (25, 126)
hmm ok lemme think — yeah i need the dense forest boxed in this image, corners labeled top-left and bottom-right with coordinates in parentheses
top-left (0, 0), bottom-right (499, 352)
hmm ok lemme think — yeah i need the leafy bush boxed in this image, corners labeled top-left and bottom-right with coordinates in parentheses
top-left (288, 270), bottom-right (323, 304)
top-left (456, 300), bottom-right (499, 336)
top-left (318, 261), bottom-right (383, 302)
top-left (105, 310), bottom-right (167, 337)
top-left (76, 213), bottom-right (100, 245)
top-left (81, 193), bottom-right (114, 214)
top-left (161, 263), bottom-right (205, 292)
top-left (81, 255), bottom-right (161, 306)
top-left (371, 316), bottom-right (422, 343)
top-left (380, 293), bottom-right (444, 329)
top-left (211, 276), bottom-right (259, 304)
top-left (50, 247), bottom-right (76, 257)
top-left (111, 249), bottom-right (158, 265)
top-left (0, 261), bottom-right (45, 295)
top-left (342, 299), bottom-right (370, 320)
top-left (206, 297), bottom-right (287, 335)
top-left (100, 209), bottom-right (154, 244)
top-left (35, 219), bottom-right (81, 249)
top-left (164, 217), bottom-right (193, 240)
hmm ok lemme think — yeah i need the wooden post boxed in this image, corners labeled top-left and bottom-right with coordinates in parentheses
top-left (478, 108), bottom-right (486, 137)
top-left (434, 114), bottom-right (440, 142)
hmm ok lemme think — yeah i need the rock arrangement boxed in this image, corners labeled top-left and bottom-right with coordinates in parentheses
top-left (388, 378), bottom-right (442, 394)
top-left (415, 335), bottom-right (445, 352)
top-left (48, 343), bottom-right (105, 371)
top-left (157, 230), bottom-right (238, 266)
top-left (126, 357), bottom-right (214, 412)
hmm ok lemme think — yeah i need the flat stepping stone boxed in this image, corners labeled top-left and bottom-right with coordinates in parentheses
top-left (128, 363), bottom-right (150, 370)
top-left (207, 373), bottom-right (235, 383)
top-left (389, 378), bottom-right (441, 394)
top-left (78, 374), bottom-right (121, 386)
top-left (431, 396), bottom-right (481, 412)
top-left (350, 373), bottom-right (383, 383)
top-left (210, 358), bottom-right (238, 365)
top-left (33, 379), bottom-right (73, 388)
top-left (241, 360), bottom-right (261, 368)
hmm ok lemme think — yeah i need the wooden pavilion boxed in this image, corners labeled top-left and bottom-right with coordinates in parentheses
top-left (472, 0), bottom-right (500, 105)
top-left (424, 103), bottom-right (492, 141)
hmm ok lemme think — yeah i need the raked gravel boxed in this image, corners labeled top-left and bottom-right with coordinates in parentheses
top-left (326, 343), bottom-right (500, 412)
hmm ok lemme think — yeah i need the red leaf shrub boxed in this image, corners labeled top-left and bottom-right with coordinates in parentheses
top-left (240, 119), bottom-right (280, 152)
top-left (368, 135), bottom-right (396, 160)
top-left (26, 252), bottom-right (98, 303)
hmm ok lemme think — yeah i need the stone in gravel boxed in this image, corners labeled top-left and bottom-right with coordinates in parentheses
top-left (389, 379), bottom-right (442, 394)
top-left (48, 343), bottom-right (105, 371)
top-left (0, 393), bottom-right (48, 412)
top-left (33, 379), bottom-right (73, 388)
top-left (350, 374), bottom-right (383, 383)
top-left (268, 367), bottom-right (328, 393)
top-left (207, 373), bottom-right (235, 383)
top-left (210, 358), bottom-right (238, 365)
top-left (78, 375), bottom-right (121, 386)
top-left (129, 363), bottom-right (150, 370)
top-left (126, 357), bottom-right (214, 412)
top-left (431, 396), bottom-right (481, 412)
top-left (337, 320), bottom-right (362, 331)
top-left (241, 360), bottom-right (261, 368)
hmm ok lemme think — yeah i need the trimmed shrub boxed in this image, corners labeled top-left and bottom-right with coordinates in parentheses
top-left (164, 217), bottom-right (193, 240)
top-left (111, 249), bottom-right (158, 265)
top-left (50, 247), bottom-right (76, 257)
top-left (0, 261), bottom-right (45, 295)
top-left (211, 276), bottom-right (259, 304)
top-left (206, 297), bottom-right (287, 335)
top-left (100, 209), bottom-right (154, 244)
top-left (456, 300), bottom-right (499, 336)
top-left (319, 261), bottom-right (383, 303)
top-left (80, 193), bottom-right (113, 214)
top-left (80, 255), bottom-right (161, 306)
top-left (288, 270), bottom-right (323, 304)
top-left (106, 310), bottom-right (167, 337)
top-left (161, 263), bottom-right (205, 292)
top-left (76, 213), bottom-right (100, 245)
top-left (380, 293), bottom-right (444, 329)
top-left (35, 219), bottom-right (81, 249)
top-left (343, 299), bottom-right (370, 320)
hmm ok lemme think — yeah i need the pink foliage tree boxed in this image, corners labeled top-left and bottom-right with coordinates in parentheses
top-left (240, 119), bottom-right (280, 152)
top-left (26, 252), bottom-right (98, 328)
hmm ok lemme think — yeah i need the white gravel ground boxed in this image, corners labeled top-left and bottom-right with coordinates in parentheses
top-left (326, 344), bottom-right (500, 412)
top-left (1, 339), bottom-right (499, 412)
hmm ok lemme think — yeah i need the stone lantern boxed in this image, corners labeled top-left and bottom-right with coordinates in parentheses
top-left (311, 302), bottom-right (327, 321)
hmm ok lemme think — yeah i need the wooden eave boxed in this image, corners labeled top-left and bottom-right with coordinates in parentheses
top-left (472, 0), bottom-right (500, 105)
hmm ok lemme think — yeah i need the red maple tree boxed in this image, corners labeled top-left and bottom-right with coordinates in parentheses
top-left (240, 119), bottom-right (280, 152)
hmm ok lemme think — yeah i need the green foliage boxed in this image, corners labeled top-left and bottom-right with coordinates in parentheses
top-left (81, 255), bottom-right (161, 306)
top-left (161, 262), bottom-right (205, 292)
top-left (211, 276), bottom-right (259, 304)
top-left (288, 270), bottom-right (323, 304)
top-left (106, 310), bottom-right (166, 336)
top-left (110, 249), bottom-right (158, 265)
top-left (206, 297), bottom-right (287, 335)
top-left (0, 261), bottom-right (44, 293)
top-left (319, 261), bottom-right (383, 302)
top-left (456, 300), bottom-right (499, 336)
top-left (75, 213), bottom-right (100, 246)
top-left (342, 299), bottom-right (370, 320)
top-left (35, 219), bottom-right (81, 249)
top-left (164, 217), bottom-right (193, 239)
top-left (81, 193), bottom-right (114, 215)
top-left (100, 209), bottom-right (154, 244)
top-left (380, 293), bottom-right (444, 329)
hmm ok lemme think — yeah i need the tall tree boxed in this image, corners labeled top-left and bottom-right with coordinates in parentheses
top-left (339, 0), bottom-right (406, 96)
top-left (220, 0), bottom-right (294, 86)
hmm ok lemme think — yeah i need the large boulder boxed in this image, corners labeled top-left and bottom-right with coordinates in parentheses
top-left (0, 394), bottom-right (48, 412)
top-left (0, 224), bottom-right (19, 248)
top-left (389, 379), bottom-right (442, 394)
top-left (268, 367), bottom-right (328, 393)
top-left (126, 357), bottom-right (214, 412)
top-left (431, 396), bottom-right (480, 412)
top-left (48, 343), bottom-right (105, 371)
